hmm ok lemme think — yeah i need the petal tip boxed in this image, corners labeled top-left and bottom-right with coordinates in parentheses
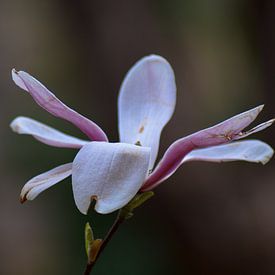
top-left (10, 116), bottom-right (29, 134)
top-left (20, 185), bottom-right (29, 203)
top-left (263, 118), bottom-right (275, 129)
top-left (249, 104), bottom-right (264, 117)
top-left (12, 69), bottom-right (28, 91)
top-left (268, 118), bottom-right (275, 125)
top-left (12, 68), bottom-right (18, 75)
top-left (20, 194), bottom-right (27, 204)
top-left (256, 104), bottom-right (264, 113)
top-left (10, 117), bottom-right (21, 133)
top-left (142, 54), bottom-right (169, 65)
top-left (261, 148), bottom-right (274, 165)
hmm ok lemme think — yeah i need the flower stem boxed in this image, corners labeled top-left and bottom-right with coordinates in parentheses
top-left (83, 210), bottom-right (125, 274)
top-left (83, 191), bottom-right (154, 274)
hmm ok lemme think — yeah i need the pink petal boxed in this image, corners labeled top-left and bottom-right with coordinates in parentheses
top-left (142, 105), bottom-right (273, 190)
top-left (142, 140), bottom-right (273, 191)
top-left (11, 116), bottom-right (88, 148)
top-left (12, 69), bottom-right (108, 142)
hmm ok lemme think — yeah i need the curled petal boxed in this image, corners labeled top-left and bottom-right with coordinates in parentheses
top-left (11, 116), bottom-right (88, 148)
top-left (72, 142), bottom-right (151, 214)
top-left (235, 119), bottom-right (275, 140)
top-left (12, 69), bottom-right (108, 142)
top-left (118, 55), bottom-right (176, 169)
top-left (182, 140), bottom-right (274, 165)
top-left (143, 105), bottom-right (273, 190)
top-left (20, 163), bottom-right (72, 202)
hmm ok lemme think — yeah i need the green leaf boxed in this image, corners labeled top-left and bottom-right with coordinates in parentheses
top-left (128, 191), bottom-right (154, 210)
top-left (119, 191), bottom-right (154, 219)
top-left (85, 222), bottom-right (94, 258)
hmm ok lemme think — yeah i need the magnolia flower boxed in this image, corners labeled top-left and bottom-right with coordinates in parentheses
top-left (11, 55), bottom-right (274, 215)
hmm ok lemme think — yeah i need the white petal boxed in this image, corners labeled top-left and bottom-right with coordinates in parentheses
top-left (72, 142), bottom-right (151, 214)
top-left (183, 140), bottom-right (274, 165)
top-left (20, 163), bottom-right (72, 202)
top-left (118, 55), bottom-right (176, 169)
top-left (236, 119), bottom-right (275, 139)
top-left (11, 116), bottom-right (88, 148)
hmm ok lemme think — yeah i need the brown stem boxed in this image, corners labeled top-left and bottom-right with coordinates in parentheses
top-left (83, 210), bottom-right (125, 275)
top-left (83, 262), bottom-right (93, 275)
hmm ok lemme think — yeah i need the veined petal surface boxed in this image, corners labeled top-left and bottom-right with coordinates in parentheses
top-left (72, 142), bottom-right (151, 214)
top-left (12, 69), bottom-right (108, 142)
top-left (11, 116), bottom-right (88, 148)
top-left (20, 163), bottom-right (72, 202)
top-left (118, 55), bottom-right (176, 169)
top-left (143, 105), bottom-right (273, 190)
top-left (182, 140), bottom-right (274, 165)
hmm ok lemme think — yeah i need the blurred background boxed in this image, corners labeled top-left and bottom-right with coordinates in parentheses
top-left (1, 0), bottom-right (275, 274)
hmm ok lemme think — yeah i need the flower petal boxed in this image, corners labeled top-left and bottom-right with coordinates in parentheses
top-left (142, 105), bottom-right (272, 190)
top-left (20, 163), bottom-right (72, 202)
top-left (183, 140), bottom-right (273, 165)
top-left (12, 69), bottom-right (108, 142)
top-left (142, 140), bottom-right (273, 191)
top-left (11, 116), bottom-right (88, 148)
top-left (118, 55), bottom-right (176, 169)
top-left (235, 119), bottom-right (275, 140)
top-left (72, 142), bottom-right (151, 214)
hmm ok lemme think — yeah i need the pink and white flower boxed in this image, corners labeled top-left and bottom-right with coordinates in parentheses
top-left (11, 55), bottom-right (274, 214)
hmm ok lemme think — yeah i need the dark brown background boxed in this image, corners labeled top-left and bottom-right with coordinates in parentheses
top-left (1, 0), bottom-right (275, 274)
